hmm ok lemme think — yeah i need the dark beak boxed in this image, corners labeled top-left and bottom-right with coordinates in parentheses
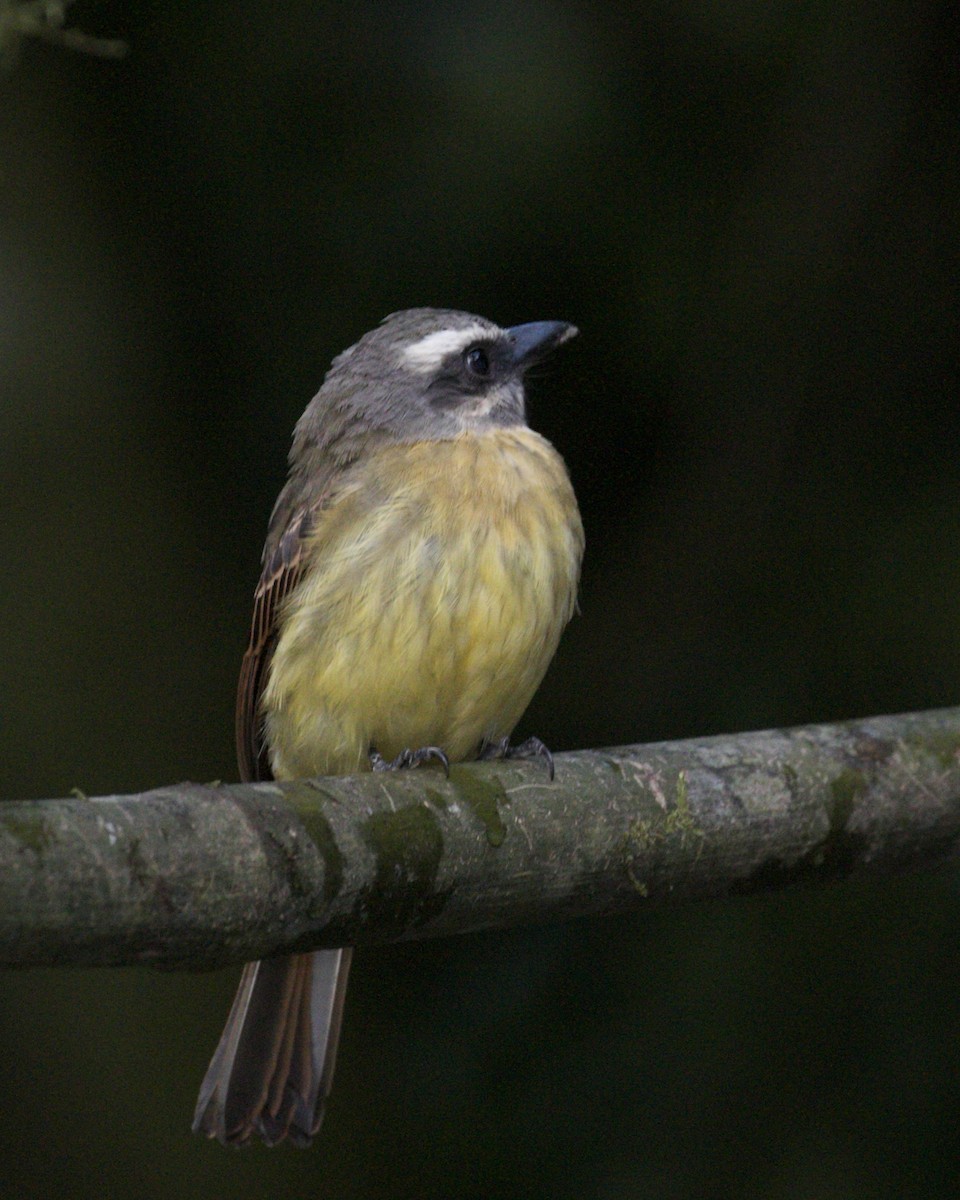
top-left (504, 321), bottom-right (578, 370)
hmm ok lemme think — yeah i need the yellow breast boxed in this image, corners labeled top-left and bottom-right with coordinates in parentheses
top-left (263, 427), bottom-right (583, 779)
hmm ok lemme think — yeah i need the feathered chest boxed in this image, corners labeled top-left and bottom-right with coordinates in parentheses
top-left (263, 427), bottom-right (583, 776)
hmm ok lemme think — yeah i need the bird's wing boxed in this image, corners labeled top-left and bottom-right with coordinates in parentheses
top-left (236, 487), bottom-right (330, 783)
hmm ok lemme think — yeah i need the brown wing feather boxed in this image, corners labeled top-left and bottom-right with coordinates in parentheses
top-left (235, 501), bottom-right (324, 783)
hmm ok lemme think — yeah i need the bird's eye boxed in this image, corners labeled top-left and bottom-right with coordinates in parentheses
top-left (464, 346), bottom-right (490, 377)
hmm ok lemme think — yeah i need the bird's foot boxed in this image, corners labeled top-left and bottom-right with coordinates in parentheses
top-left (479, 735), bottom-right (555, 781)
top-left (369, 745), bottom-right (451, 778)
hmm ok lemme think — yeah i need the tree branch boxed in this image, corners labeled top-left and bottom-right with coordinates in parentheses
top-left (3, 707), bottom-right (960, 969)
top-left (0, 1), bottom-right (127, 69)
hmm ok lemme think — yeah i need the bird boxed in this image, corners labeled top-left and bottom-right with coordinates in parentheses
top-left (192, 307), bottom-right (584, 1146)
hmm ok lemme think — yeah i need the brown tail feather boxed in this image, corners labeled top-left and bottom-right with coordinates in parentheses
top-left (193, 948), bottom-right (352, 1146)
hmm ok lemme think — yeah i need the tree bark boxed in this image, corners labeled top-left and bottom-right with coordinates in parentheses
top-left (2, 707), bottom-right (959, 969)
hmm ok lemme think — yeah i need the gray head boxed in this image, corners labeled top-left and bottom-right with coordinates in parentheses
top-left (291, 308), bottom-right (578, 467)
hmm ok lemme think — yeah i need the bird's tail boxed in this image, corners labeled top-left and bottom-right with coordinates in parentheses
top-left (192, 948), bottom-right (352, 1147)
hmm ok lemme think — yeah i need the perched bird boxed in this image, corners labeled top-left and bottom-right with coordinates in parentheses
top-left (193, 307), bottom-right (584, 1146)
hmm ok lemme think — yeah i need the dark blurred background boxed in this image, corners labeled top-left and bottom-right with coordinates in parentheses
top-left (1, 1), bottom-right (959, 1196)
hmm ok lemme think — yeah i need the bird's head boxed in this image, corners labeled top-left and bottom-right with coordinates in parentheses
top-left (295, 308), bottom-right (578, 456)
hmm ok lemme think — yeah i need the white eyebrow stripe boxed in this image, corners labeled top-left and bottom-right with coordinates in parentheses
top-left (402, 324), bottom-right (493, 372)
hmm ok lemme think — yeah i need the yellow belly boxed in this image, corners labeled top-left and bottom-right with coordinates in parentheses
top-left (263, 427), bottom-right (583, 779)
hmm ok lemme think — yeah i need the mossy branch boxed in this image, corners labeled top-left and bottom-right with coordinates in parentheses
top-left (2, 707), bottom-right (960, 970)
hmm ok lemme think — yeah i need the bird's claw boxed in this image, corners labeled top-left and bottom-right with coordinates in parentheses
top-left (479, 735), bottom-right (555, 781)
top-left (369, 745), bottom-right (451, 778)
